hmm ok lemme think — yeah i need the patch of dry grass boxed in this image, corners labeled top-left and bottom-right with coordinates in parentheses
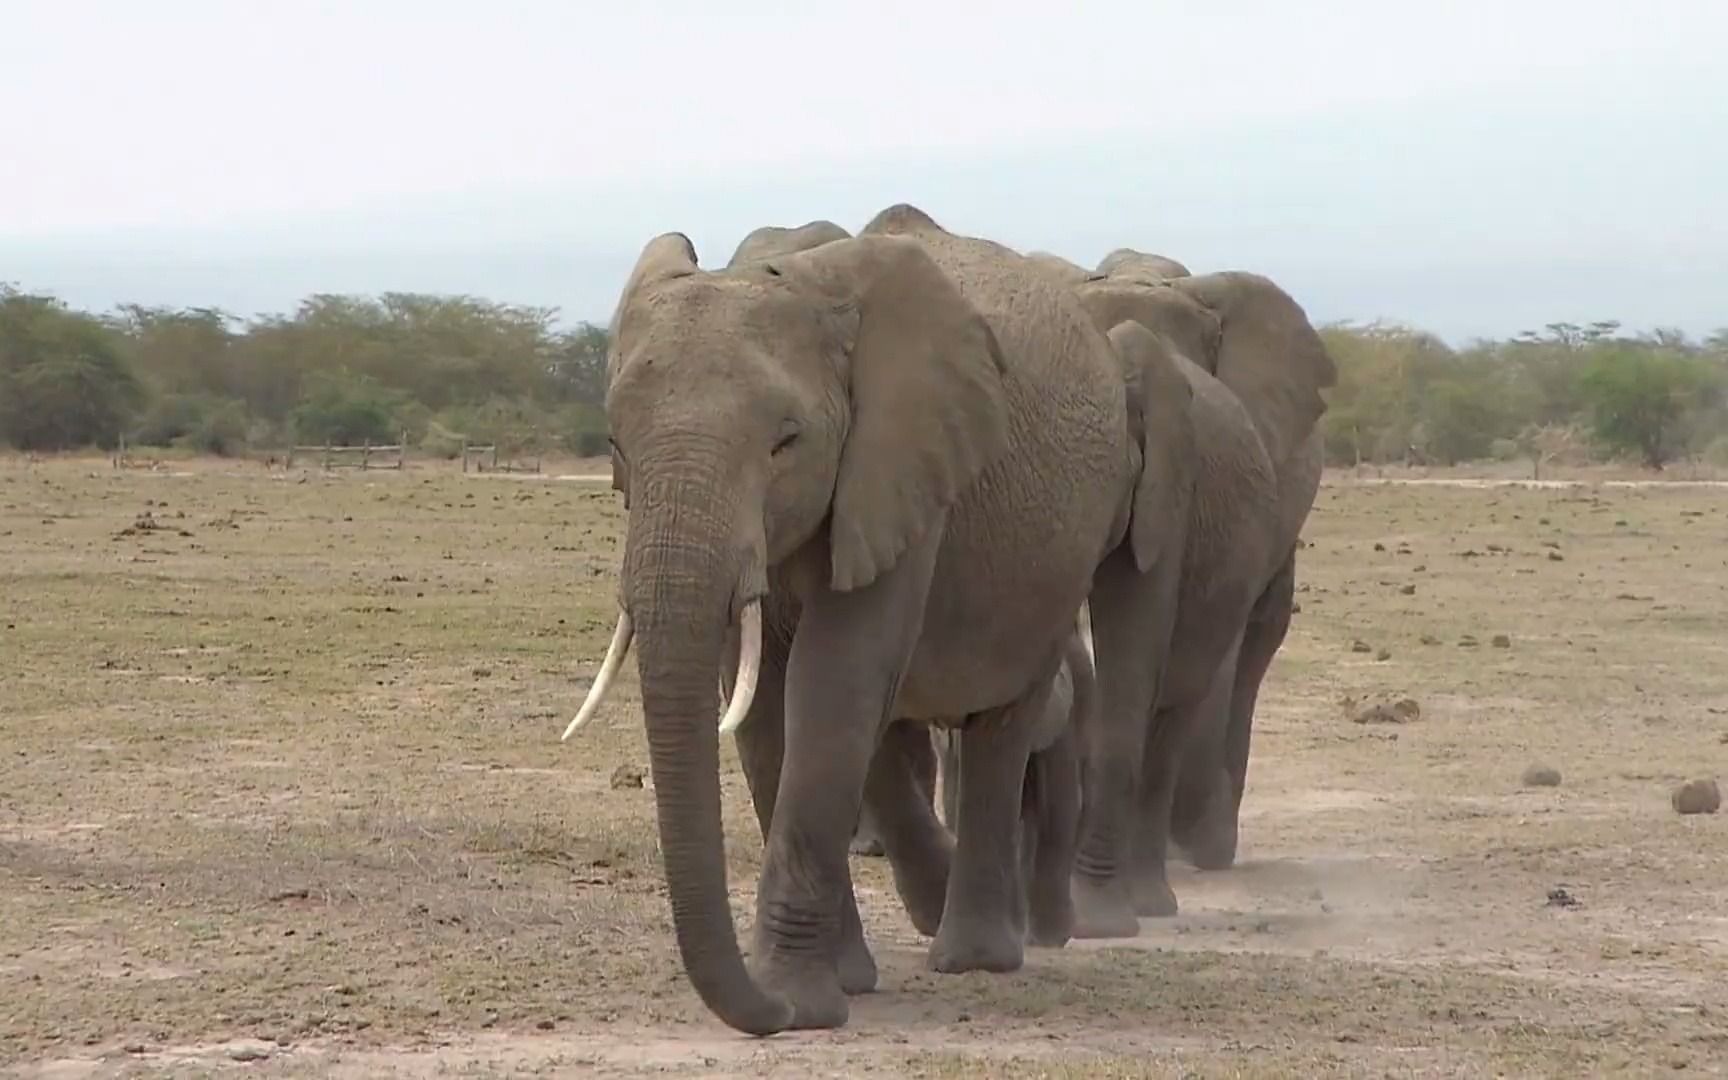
top-left (3, 456), bottom-right (1726, 1076)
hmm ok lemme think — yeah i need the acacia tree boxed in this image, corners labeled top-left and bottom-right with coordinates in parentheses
top-left (0, 286), bottom-right (142, 450)
top-left (1578, 347), bottom-right (1712, 469)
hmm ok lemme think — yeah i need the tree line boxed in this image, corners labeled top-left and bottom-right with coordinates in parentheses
top-left (2, 282), bottom-right (1724, 470)
top-left (0, 285), bottom-right (609, 459)
top-left (1320, 319), bottom-right (1728, 471)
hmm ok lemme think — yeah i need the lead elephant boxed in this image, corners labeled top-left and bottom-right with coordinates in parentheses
top-left (563, 203), bottom-right (1144, 1035)
top-left (1048, 266), bottom-right (1334, 934)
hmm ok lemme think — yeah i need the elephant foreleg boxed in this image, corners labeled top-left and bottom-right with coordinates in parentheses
top-left (730, 619), bottom-right (877, 995)
top-left (749, 534), bottom-right (939, 1030)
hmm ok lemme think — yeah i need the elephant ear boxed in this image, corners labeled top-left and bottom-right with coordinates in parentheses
top-left (1075, 280), bottom-right (1220, 377)
top-left (774, 233), bottom-right (1012, 592)
top-left (1106, 319), bottom-right (1195, 575)
top-left (605, 232), bottom-right (700, 387)
top-left (1168, 271), bottom-right (1336, 468)
top-left (726, 220), bottom-right (851, 268)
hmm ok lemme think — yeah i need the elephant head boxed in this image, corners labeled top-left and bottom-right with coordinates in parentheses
top-left (565, 221), bottom-right (1011, 1035)
top-left (1096, 247), bottom-right (1191, 281)
top-left (726, 220), bottom-right (851, 268)
top-left (1074, 272), bottom-right (1335, 475)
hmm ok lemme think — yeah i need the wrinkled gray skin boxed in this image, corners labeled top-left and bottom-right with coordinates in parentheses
top-left (1040, 265), bottom-right (1335, 935)
top-left (601, 203), bottom-right (1139, 1034)
top-left (1095, 247), bottom-right (1191, 281)
top-left (1022, 251), bottom-right (1097, 285)
top-left (727, 220), bottom-right (852, 268)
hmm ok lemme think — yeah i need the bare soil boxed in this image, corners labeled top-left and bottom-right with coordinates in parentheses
top-left (3, 455), bottom-right (1726, 1078)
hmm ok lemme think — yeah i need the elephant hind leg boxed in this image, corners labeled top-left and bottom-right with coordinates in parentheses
top-left (864, 719), bottom-right (953, 938)
top-left (1129, 641), bottom-right (1238, 917)
top-left (1175, 551), bottom-right (1295, 871)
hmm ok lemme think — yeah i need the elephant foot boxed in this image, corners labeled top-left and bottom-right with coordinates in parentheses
top-left (1069, 875), bottom-right (1141, 939)
top-left (748, 952), bottom-right (849, 1030)
top-left (1176, 815), bottom-right (1238, 872)
top-left (837, 929), bottom-right (879, 996)
top-left (1130, 871), bottom-right (1179, 918)
top-left (928, 916), bottom-right (1025, 974)
top-left (1026, 894), bottom-right (1075, 948)
top-left (1172, 778), bottom-right (1239, 871)
top-left (889, 850), bottom-right (950, 939)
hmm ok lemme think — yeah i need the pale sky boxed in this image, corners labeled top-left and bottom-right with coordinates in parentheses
top-left (3, 1), bottom-right (1725, 342)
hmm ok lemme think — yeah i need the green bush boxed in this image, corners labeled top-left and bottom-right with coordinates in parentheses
top-left (134, 392), bottom-right (251, 453)
top-left (0, 288), bottom-right (142, 450)
top-left (289, 370), bottom-right (405, 446)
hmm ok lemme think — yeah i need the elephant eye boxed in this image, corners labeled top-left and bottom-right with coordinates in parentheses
top-left (771, 424), bottom-right (800, 456)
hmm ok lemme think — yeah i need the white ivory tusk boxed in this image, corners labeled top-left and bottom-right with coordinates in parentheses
top-left (1077, 603), bottom-right (1095, 661)
top-left (561, 610), bottom-right (634, 740)
top-left (717, 601), bottom-right (762, 735)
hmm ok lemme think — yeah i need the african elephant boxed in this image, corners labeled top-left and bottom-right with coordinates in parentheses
top-left (1048, 268), bottom-right (1334, 935)
top-left (562, 203), bottom-right (1142, 1034)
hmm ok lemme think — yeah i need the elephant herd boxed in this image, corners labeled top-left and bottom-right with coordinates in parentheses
top-left (560, 204), bottom-right (1337, 1036)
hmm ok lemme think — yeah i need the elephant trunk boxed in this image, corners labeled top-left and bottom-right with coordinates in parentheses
top-left (622, 469), bottom-right (791, 1037)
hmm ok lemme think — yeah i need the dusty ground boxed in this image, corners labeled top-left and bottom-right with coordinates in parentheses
top-left (2, 454), bottom-right (1725, 1078)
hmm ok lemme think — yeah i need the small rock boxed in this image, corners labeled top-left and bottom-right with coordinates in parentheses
top-left (1350, 640), bottom-right (1372, 654)
top-left (1521, 764), bottom-right (1562, 787)
top-left (1671, 779), bottom-right (1721, 815)
top-left (472, 666), bottom-right (492, 678)
top-left (1420, 634), bottom-right (1440, 646)
top-left (1458, 635), bottom-right (1479, 648)
top-left (1492, 634), bottom-right (1512, 648)
top-left (610, 763), bottom-right (645, 790)
top-left (1375, 649), bottom-right (1391, 662)
top-left (1373, 542), bottom-right (1386, 552)
top-left (1547, 551), bottom-right (1565, 562)
top-left (536, 1018), bottom-right (555, 1031)
top-left (1399, 584), bottom-right (1416, 595)
top-left (1351, 697), bottom-right (1421, 725)
top-left (1545, 887), bottom-right (1581, 909)
top-left (226, 1040), bottom-right (275, 1062)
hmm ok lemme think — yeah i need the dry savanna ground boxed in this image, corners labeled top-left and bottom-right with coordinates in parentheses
top-left (2, 454), bottom-right (1726, 1078)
